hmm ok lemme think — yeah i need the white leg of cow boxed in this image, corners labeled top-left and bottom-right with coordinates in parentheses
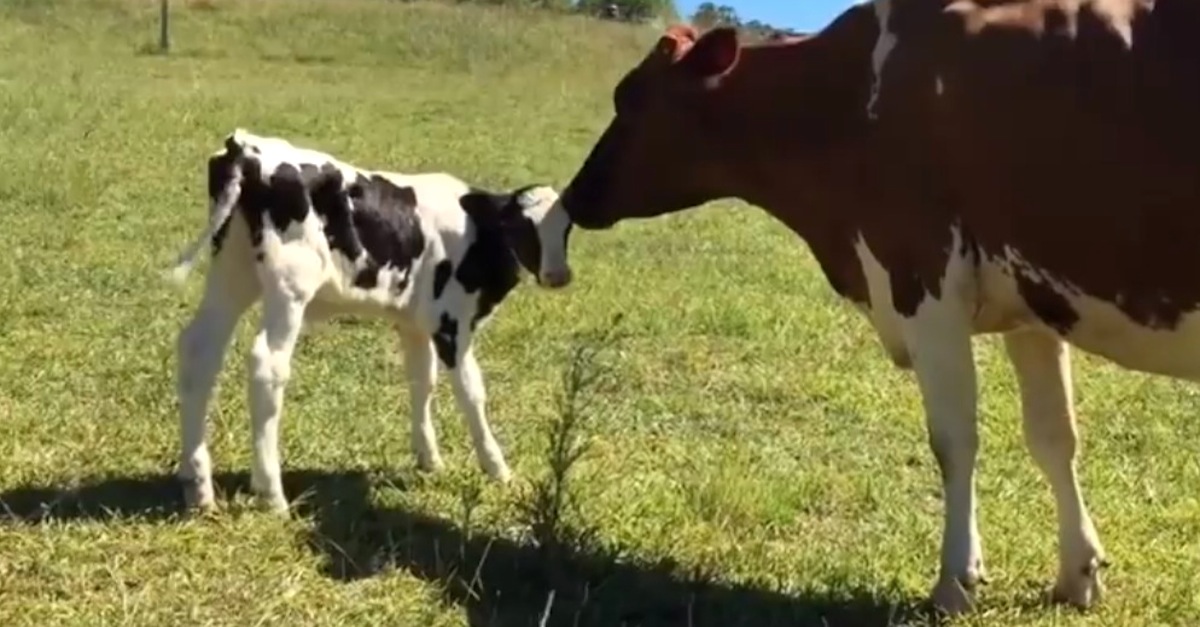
top-left (903, 295), bottom-right (984, 615)
top-left (1004, 329), bottom-right (1105, 608)
top-left (246, 248), bottom-right (321, 513)
top-left (400, 330), bottom-right (444, 472)
top-left (453, 347), bottom-right (511, 482)
top-left (435, 320), bottom-right (510, 482)
top-left (177, 251), bottom-right (260, 511)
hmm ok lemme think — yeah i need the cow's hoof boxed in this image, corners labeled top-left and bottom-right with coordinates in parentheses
top-left (1052, 559), bottom-right (1106, 609)
top-left (254, 493), bottom-right (291, 517)
top-left (930, 576), bottom-right (977, 616)
top-left (181, 478), bottom-right (216, 513)
top-left (416, 455), bottom-right (446, 473)
top-left (484, 462), bottom-right (512, 484)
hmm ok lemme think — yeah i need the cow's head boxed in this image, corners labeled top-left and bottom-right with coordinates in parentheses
top-left (559, 25), bottom-right (743, 230)
top-left (500, 185), bottom-right (573, 289)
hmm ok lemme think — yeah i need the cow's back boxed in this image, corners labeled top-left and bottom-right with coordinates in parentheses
top-left (867, 0), bottom-right (1200, 375)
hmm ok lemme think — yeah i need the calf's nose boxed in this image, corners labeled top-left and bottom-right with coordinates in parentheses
top-left (539, 266), bottom-right (573, 289)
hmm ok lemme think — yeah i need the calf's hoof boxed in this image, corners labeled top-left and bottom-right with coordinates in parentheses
top-left (484, 462), bottom-right (512, 484)
top-left (180, 477), bottom-right (217, 513)
top-left (416, 455), bottom-right (446, 474)
top-left (930, 576), bottom-right (978, 616)
top-left (255, 493), bottom-right (291, 516)
top-left (1052, 558), bottom-right (1107, 609)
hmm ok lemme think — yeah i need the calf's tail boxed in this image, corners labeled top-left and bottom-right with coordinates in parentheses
top-left (165, 138), bottom-right (245, 286)
top-left (166, 159), bottom-right (241, 284)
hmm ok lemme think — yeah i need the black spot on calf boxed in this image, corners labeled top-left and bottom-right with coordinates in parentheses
top-left (206, 150), bottom-right (240, 254)
top-left (309, 166), bottom-right (365, 265)
top-left (432, 260), bottom-right (453, 299)
top-left (432, 313), bottom-right (458, 368)
top-left (456, 190), bottom-right (527, 329)
top-left (265, 163), bottom-right (312, 232)
top-left (345, 176), bottom-right (425, 294)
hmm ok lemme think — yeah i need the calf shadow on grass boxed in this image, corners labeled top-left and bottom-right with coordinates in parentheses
top-left (0, 470), bottom-right (935, 627)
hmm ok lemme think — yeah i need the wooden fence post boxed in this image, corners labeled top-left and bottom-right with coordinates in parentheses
top-left (160, 0), bottom-right (170, 53)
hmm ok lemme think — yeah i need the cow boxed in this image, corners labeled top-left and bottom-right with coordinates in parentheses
top-left (167, 129), bottom-right (573, 514)
top-left (555, 0), bottom-right (1200, 615)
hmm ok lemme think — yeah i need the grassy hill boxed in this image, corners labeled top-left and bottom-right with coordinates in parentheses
top-left (2, 1), bottom-right (1199, 625)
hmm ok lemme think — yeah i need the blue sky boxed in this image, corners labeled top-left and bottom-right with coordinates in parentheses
top-left (675, 0), bottom-right (855, 31)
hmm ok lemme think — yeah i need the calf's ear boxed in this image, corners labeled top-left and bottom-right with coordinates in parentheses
top-left (679, 27), bottom-right (740, 80)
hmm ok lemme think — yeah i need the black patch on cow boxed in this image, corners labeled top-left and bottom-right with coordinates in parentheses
top-left (340, 175), bottom-right (426, 294)
top-left (432, 313), bottom-right (458, 368)
top-left (1016, 274), bottom-right (1080, 335)
top-left (456, 189), bottom-right (526, 328)
top-left (432, 260), bottom-right (454, 300)
top-left (307, 164), bottom-right (373, 286)
top-left (889, 265), bottom-right (929, 318)
top-left (264, 163), bottom-right (312, 232)
top-left (206, 150), bottom-right (241, 255)
top-left (234, 157), bottom-right (266, 254)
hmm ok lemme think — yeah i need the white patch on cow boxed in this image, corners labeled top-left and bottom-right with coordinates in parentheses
top-left (852, 233), bottom-right (912, 367)
top-left (1092, 0), bottom-right (1135, 49)
top-left (169, 130), bottom-right (571, 512)
top-left (852, 225), bottom-right (982, 365)
top-left (935, 75), bottom-right (945, 96)
top-left (865, 0), bottom-right (899, 120)
top-left (895, 225), bottom-right (985, 615)
top-left (990, 246), bottom-right (1200, 379)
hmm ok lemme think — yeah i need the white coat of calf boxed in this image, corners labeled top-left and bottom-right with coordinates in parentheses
top-left (167, 128), bottom-right (572, 513)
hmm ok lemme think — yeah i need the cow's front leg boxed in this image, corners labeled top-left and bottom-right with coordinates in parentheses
top-left (902, 292), bottom-right (984, 615)
top-left (1004, 329), bottom-right (1105, 608)
top-left (431, 314), bottom-right (510, 482)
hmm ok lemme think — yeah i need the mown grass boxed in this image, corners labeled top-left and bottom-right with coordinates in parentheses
top-left (2, 0), bottom-right (1199, 625)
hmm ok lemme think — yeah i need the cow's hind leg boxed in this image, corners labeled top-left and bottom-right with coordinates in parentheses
top-left (246, 241), bottom-right (322, 514)
top-left (1004, 328), bottom-right (1105, 608)
top-left (430, 314), bottom-right (510, 482)
top-left (177, 244), bottom-right (260, 511)
top-left (400, 330), bottom-right (444, 472)
top-left (902, 292), bottom-right (984, 615)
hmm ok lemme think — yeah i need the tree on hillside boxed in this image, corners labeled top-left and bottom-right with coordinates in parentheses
top-left (690, 2), bottom-right (739, 28)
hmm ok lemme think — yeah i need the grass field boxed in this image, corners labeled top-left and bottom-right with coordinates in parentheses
top-left (2, 0), bottom-right (1200, 625)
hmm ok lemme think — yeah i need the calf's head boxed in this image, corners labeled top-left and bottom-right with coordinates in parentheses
top-left (503, 185), bottom-right (573, 289)
top-left (560, 25), bottom-right (744, 229)
top-left (462, 185), bottom-right (573, 289)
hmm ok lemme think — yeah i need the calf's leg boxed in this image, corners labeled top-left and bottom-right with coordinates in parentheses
top-left (400, 330), bottom-right (443, 472)
top-left (1004, 328), bottom-right (1105, 608)
top-left (246, 244), bottom-right (322, 513)
top-left (177, 250), bottom-right (260, 511)
top-left (902, 293), bottom-right (984, 615)
top-left (430, 316), bottom-right (510, 481)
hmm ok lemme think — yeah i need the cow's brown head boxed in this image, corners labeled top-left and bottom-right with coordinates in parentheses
top-left (560, 25), bottom-right (743, 230)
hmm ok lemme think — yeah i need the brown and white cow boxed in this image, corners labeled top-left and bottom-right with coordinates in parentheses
top-left (557, 0), bottom-right (1200, 615)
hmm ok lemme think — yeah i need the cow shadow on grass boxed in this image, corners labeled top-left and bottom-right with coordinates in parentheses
top-left (0, 469), bottom-right (937, 627)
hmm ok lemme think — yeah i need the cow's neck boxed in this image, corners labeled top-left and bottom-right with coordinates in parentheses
top-left (697, 37), bottom-right (875, 303)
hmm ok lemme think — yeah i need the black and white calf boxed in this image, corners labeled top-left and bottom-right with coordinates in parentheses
top-left (168, 129), bottom-right (573, 512)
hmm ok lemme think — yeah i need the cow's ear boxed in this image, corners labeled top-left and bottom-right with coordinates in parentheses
top-left (679, 27), bottom-right (740, 80)
top-left (655, 24), bottom-right (698, 59)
